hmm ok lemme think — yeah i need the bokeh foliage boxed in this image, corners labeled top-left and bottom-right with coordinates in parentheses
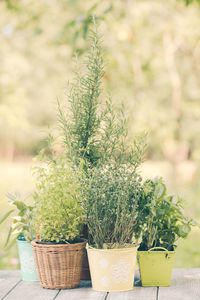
top-left (0, 0), bottom-right (200, 162)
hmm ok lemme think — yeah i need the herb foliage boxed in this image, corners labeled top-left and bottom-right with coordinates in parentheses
top-left (83, 164), bottom-right (144, 249)
top-left (0, 193), bottom-right (36, 248)
top-left (58, 26), bottom-right (147, 171)
top-left (33, 153), bottom-right (83, 243)
top-left (58, 24), bottom-right (147, 248)
top-left (139, 178), bottom-right (194, 251)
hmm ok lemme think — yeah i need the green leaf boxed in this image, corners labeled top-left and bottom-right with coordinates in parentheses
top-left (7, 193), bottom-right (17, 202)
top-left (154, 183), bottom-right (166, 200)
top-left (65, 20), bottom-right (76, 29)
top-left (157, 208), bottom-right (165, 216)
top-left (13, 201), bottom-right (26, 211)
top-left (18, 209), bottom-right (26, 217)
top-left (87, 3), bottom-right (98, 15)
top-left (103, 5), bottom-right (113, 14)
top-left (178, 224), bottom-right (191, 238)
top-left (5, 238), bottom-right (17, 251)
top-left (83, 21), bottom-right (89, 40)
top-left (0, 210), bottom-right (14, 224)
top-left (4, 226), bottom-right (13, 248)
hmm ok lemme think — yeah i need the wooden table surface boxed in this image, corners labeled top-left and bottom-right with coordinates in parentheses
top-left (0, 269), bottom-right (200, 300)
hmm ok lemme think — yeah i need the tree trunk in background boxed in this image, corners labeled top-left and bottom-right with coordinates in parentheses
top-left (163, 33), bottom-right (189, 184)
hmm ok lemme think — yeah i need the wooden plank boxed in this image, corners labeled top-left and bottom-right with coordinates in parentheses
top-left (3, 280), bottom-right (59, 300)
top-left (158, 268), bottom-right (200, 300)
top-left (107, 288), bottom-right (157, 300)
top-left (1, 269), bottom-right (200, 300)
top-left (56, 280), bottom-right (107, 300)
top-left (107, 269), bottom-right (157, 300)
top-left (0, 270), bottom-right (21, 299)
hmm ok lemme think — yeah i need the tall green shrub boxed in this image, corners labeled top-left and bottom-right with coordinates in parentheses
top-left (58, 26), bottom-right (146, 170)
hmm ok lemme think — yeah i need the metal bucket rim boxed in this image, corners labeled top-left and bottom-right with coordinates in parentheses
top-left (86, 243), bottom-right (138, 253)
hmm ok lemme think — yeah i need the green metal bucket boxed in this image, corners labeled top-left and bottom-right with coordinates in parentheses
top-left (17, 239), bottom-right (38, 281)
top-left (137, 247), bottom-right (175, 286)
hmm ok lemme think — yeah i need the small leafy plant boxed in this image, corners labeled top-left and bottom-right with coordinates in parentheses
top-left (138, 178), bottom-right (194, 251)
top-left (0, 193), bottom-right (36, 248)
top-left (33, 153), bottom-right (83, 243)
top-left (83, 164), bottom-right (144, 249)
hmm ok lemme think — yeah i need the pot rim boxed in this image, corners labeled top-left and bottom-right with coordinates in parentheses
top-left (31, 239), bottom-right (86, 248)
top-left (86, 243), bottom-right (138, 253)
top-left (137, 250), bottom-right (176, 254)
top-left (17, 238), bottom-right (30, 243)
top-left (35, 238), bottom-right (85, 245)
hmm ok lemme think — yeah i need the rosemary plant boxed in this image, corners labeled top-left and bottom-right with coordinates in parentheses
top-left (58, 26), bottom-right (146, 170)
top-left (58, 27), bottom-right (104, 167)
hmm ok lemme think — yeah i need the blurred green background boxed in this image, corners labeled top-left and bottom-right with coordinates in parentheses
top-left (1, 0), bottom-right (200, 269)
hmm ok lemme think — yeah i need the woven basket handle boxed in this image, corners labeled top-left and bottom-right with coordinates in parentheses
top-left (148, 247), bottom-right (169, 256)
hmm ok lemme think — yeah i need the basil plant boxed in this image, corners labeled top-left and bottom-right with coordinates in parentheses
top-left (139, 178), bottom-right (194, 251)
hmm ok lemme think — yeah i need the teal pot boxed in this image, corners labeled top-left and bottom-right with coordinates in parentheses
top-left (17, 239), bottom-right (38, 281)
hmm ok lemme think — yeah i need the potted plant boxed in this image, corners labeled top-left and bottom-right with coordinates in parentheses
top-left (137, 177), bottom-right (194, 286)
top-left (31, 153), bottom-right (85, 289)
top-left (0, 193), bottom-right (38, 281)
top-left (57, 25), bottom-right (147, 280)
top-left (82, 163), bottom-right (145, 292)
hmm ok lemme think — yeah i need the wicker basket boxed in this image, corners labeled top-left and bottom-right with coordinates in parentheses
top-left (31, 240), bottom-right (86, 289)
